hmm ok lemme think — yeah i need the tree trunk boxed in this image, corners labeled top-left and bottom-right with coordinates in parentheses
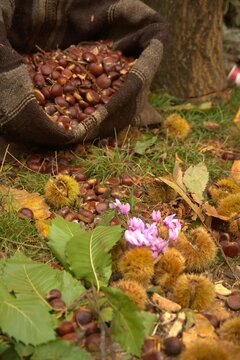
top-left (144, 0), bottom-right (228, 101)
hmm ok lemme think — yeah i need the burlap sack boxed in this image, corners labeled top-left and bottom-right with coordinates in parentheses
top-left (0, 0), bottom-right (167, 149)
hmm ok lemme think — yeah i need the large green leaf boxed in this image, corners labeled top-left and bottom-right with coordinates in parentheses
top-left (31, 340), bottom-right (91, 360)
top-left (66, 225), bottom-right (122, 290)
top-left (102, 287), bottom-right (145, 357)
top-left (48, 215), bottom-right (86, 269)
top-left (3, 252), bottom-right (60, 309)
top-left (57, 270), bottom-right (86, 306)
top-left (142, 311), bottom-right (157, 337)
top-left (0, 294), bottom-right (55, 345)
top-left (183, 162), bottom-right (209, 203)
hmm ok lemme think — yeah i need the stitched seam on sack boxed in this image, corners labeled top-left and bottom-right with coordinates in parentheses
top-left (107, 2), bottom-right (118, 24)
top-left (0, 94), bottom-right (36, 126)
top-left (130, 68), bottom-right (146, 83)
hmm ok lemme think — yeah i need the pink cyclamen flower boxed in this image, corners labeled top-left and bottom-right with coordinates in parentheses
top-left (152, 210), bottom-right (161, 223)
top-left (128, 217), bottom-right (145, 232)
top-left (163, 214), bottom-right (181, 241)
top-left (109, 199), bottom-right (130, 216)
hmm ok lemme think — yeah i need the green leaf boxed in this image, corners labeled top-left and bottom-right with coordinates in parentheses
top-left (0, 281), bottom-right (14, 301)
top-left (102, 286), bottom-right (145, 357)
top-left (97, 210), bottom-right (115, 226)
top-left (57, 270), bottom-right (86, 306)
top-left (67, 225), bottom-right (122, 290)
top-left (0, 338), bottom-right (10, 355)
top-left (0, 295), bottom-right (55, 345)
top-left (31, 340), bottom-right (91, 360)
top-left (134, 134), bottom-right (158, 155)
top-left (183, 162), bottom-right (209, 203)
top-left (142, 311), bottom-right (157, 337)
top-left (14, 342), bottom-right (34, 357)
top-left (48, 215), bottom-right (86, 269)
top-left (100, 307), bottom-right (113, 322)
top-left (3, 252), bottom-right (60, 309)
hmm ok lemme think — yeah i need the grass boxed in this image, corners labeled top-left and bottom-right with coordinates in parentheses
top-left (0, 211), bottom-right (52, 262)
top-left (0, 87), bottom-right (240, 263)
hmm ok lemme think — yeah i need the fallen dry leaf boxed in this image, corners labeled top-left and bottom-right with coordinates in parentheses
top-left (233, 107), bottom-right (240, 128)
top-left (161, 312), bottom-right (176, 326)
top-left (230, 160), bottom-right (240, 181)
top-left (168, 312), bottom-right (186, 337)
top-left (35, 220), bottom-right (50, 239)
top-left (156, 177), bottom-right (205, 222)
top-left (173, 158), bottom-right (186, 191)
top-left (215, 283), bottom-right (232, 296)
top-left (202, 202), bottom-right (230, 221)
top-left (182, 313), bottom-right (218, 349)
top-left (203, 121), bottom-right (220, 131)
top-left (152, 293), bottom-right (181, 313)
top-left (0, 185), bottom-right (51, 220)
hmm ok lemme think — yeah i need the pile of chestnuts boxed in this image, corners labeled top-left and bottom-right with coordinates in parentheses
top-left (23, 40), bottom-right (135, 131)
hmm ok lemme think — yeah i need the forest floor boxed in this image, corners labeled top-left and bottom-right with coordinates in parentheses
top-left (0, 87), bottom-right (240, 359)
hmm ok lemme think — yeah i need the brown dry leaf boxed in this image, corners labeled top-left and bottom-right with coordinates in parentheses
top-left (35, 220), bottom-right (50, 239)
top-left (230, 160), bottom-right (240, 181)
top-left (0, 185), bottom-right (51, 220)
top-left (199, 145), bottom-right (216, 153)
top-left (156, 177), bottom-right (205, 222)
top-left (182, 313), bottom-right (218, 349)
top-left (203, 121), bottom-right (220, 131)
top-left (152, 293), bottom-right (181, 313)
top-left (233, 107), bottom-right (240, 128)
top-left (168, 312), bottom-right (186, 337)
top-left (202, 202), bottom-right (230, 221)
top-left (173, 158), bottom-right (186, 191)
top-left (161, 312), bottom-right (176, 326)
top-left (215, 283), bottom-right (232, 296)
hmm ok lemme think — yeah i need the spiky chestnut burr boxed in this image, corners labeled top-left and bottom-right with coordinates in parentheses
top-left (154, 248), bottom-right (185, 290)
top-left (208, 178), bottom-right (240, 204)
top-left (173, 228), bottom-right (216, 271)
top-left (173, 274), bottom-right (215, 311)
top-left (44, 174), bottom-right (79, 208)
top-left (146, 181), bottom-right (177, 204)
top-left (179, 340), bottom-right (231, 360)
top-left (217, 193), bottom-right (240, 217)
top-left (118, 247), bottom-right (154, 288)
top-left (113, 279), bottom-right (147, 310)
top-left (163, 113), bottom-right (191, 140)
top-left (219, 317), bottom-right (240, 346)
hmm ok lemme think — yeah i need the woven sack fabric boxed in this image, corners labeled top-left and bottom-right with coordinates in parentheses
top-left (0, 0), bottom-right (167, 147)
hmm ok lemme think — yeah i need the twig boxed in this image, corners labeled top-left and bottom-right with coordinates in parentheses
top-left (0, 236), bottom-right (49, 250)
top-left (3, 151), bottom-right (46, 174)
top-left (0, 144), bottom-right (10, 173)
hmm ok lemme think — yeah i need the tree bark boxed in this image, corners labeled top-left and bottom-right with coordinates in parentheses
top-left (144, 0), bottom-right (228, 101)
